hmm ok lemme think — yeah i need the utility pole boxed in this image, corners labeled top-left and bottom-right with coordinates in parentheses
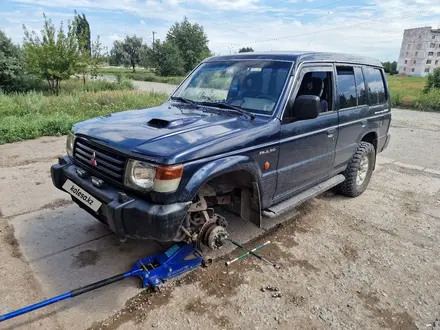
top-left (152, 31), bottom-right (157, 45)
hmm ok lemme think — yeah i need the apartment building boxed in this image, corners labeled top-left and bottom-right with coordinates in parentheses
top-left (397, 26), bottom-right (440, 76)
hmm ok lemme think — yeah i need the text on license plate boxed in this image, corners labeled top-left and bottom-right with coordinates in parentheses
top-left (62, 179), bottom-right (102, 212)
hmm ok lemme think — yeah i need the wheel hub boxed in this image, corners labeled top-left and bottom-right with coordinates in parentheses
top-left (356, 155), bottom-right (369, 185)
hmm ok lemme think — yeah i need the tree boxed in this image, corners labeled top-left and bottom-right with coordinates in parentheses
top-left (382, 61), bottom-right (397, 75)
top-left (74, 11), bottom-right (101, 84)
top-left (424, 67), bottom-right (440, 93)
top-left (73, 11), bottom-right (91, 57)
top-left (166, 17), bottom-right (211, 73)
top-left (111, 35), bottom-right (143, 72)
top-left (238, 47), bottom-right (254, 53)
top-left (23, 14), bottom-right (80, 94)
top-left (77, 35), bottom-right (104, 82)
top-left (144, 40), bottom-right (185, 77)
top-left (0, 30), bottom-right (26, 92)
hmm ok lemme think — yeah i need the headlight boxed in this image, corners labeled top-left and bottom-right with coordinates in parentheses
top-left (125, 160), bottom-right (156, 192)
top-left (66, 132), bottom-right (76, 157)
top-left (125, 160), bottom-right (183, 193)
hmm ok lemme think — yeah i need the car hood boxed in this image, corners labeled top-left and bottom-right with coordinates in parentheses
top-left (73, 102), bottom-right (276, 164)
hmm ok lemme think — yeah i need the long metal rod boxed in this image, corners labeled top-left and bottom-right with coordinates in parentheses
top-left (0, 271), bottom-right (135, 322)
top-left (225, 240), bottom-right (270, 266)
top-left (227, 239), bottom-right (280, 269)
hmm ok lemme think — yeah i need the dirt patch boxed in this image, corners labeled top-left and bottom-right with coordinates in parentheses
top-left (341, 244), bottom-right (359, 262)
top-left (89, 287), bottom-right (173, 330)
top-left (184, 296), bottom-right (230, 327)
top-left (40, 139), bottom-right (59, 144)
top-left (182, 257), bottom-right (261, 299)
top-left (3, 223), bottom-right (22, 258)
top-left (287, 293), bottom-right (307, 307)
top-left (72, 249), bottom-right (100, 268)
top-left (291, 259), bottom-right (320, 272)
top-left (40, 199), bottom-right (73, 211)
top-left (1, 156), bottom-right (60, 168)
top-left (358, 291), bottom-right (417, 330)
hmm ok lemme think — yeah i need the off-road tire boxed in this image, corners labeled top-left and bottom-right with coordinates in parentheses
top-left (339, 141), bottom-right (375, 197)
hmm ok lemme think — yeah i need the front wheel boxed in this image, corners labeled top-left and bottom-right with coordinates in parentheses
top-left (339, 142), bottom-right (375, 197)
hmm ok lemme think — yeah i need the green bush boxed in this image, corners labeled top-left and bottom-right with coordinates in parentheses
top-left (424, 67), bottom-right (440, 93)
top-left (0, 90), bottom-right (168, 144)
top-left (414, 89), bottom-right (440, 111)
top-left (390, 92), bottom-right (403, 108)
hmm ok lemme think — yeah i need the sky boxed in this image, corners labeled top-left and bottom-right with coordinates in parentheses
top-left (1, 0), bottom-right (440, 61)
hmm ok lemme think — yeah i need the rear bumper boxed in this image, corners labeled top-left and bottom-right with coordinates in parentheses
top-left (51, 156), bottom-right (190, 241)
top-left (379, 133), bottom-right (391, 152)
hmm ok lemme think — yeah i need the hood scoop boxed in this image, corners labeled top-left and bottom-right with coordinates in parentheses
top-left (147, 118), bottom-right (169, 128)
top-left (144, 116), bottom-right (205, 129)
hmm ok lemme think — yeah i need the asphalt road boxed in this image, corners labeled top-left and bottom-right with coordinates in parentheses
top-left (0, 108), bottom-right (439, 330)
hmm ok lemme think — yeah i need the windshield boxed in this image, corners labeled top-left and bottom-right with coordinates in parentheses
top-left (172, 60), bottom-right (292, 115)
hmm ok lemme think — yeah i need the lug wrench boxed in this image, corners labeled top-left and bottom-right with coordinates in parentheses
top-left (226, 239), bottom-right (281, 269)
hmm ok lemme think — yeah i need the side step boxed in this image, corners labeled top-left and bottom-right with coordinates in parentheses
top-left (263, 174), bottom-right (345, 219)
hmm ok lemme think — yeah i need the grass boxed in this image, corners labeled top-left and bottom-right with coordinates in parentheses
top-left (60, 78), bottom-right (134, 93)
top-left (0, 90), bottom-right (168, 144)
top-left (98, 67), bottom-right (185, 85)
top-left (387, 75), bottom-right (440, 111)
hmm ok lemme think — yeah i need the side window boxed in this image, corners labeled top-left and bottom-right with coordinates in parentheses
top-left (364, 67), bottom-right (387, 105)
top-left (354, 67), bottom-right (367, 105)
top-left (336, 67), bottom-right (357, 109)
top-left (283, 69), bottom-right (333, 121)
top-left (296, 71), bottom-right (333, 113)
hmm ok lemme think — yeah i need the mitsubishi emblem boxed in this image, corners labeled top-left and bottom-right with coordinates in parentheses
top-left (90, 152), bottom-right (98, 167)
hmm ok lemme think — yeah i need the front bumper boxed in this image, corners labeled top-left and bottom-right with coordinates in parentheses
top-left (51, 156), bottom-right (190, 241)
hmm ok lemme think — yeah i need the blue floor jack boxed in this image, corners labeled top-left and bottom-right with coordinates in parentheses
top-left (0, 242), bottom-right (209, 322)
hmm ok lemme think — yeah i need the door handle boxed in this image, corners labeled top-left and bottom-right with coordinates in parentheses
top-left (361, 120), bottom-right (367, 128)
top-left (327, 128), bottom-right (336, 138)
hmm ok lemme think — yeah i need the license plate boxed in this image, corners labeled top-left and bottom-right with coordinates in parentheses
top-left (62, 180), bottom-right (102, 212)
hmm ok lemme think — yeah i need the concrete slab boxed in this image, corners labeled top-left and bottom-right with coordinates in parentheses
top-left (0, 162), bottom-right (69, 217)
top-left (9, 205), bottom-right (112, 262)
top-left (3, 206), bottom-right (274, 329)
top-left (26, 234), bottom-right (162, 330)
top-left (0, 136), bottom-right (64, 169)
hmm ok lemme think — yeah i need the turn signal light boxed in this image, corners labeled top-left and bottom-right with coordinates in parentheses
top-left (153, 164), bottom-right (184, 193)
top-left (155, 165), bottom-right (184, 180)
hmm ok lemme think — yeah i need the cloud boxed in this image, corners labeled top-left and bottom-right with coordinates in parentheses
top-left (2, 0), bottom-right (440, 60)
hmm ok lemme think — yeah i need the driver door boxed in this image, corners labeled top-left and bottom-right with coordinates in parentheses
top-left (274, 64), bottom-right (338, 201)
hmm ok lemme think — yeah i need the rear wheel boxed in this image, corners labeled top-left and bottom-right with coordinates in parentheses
top-left (339, 142), bottom-right (375, 197)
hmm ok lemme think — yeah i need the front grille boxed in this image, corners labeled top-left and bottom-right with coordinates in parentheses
top-left (74, 138), bottom-right (126, 184)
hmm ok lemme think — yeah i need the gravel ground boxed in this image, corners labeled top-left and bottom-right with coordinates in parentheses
top-left (0, 108), bottom-right (440, 330)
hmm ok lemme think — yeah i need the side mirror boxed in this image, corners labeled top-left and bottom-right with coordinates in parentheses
top-left (291, 95), bottom-right (320, 121)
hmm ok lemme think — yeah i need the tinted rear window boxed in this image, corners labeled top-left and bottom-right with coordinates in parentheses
top-left (336, 67), bottom-right (357, 109)
top-left (364, 67), bottom-right (387, 105)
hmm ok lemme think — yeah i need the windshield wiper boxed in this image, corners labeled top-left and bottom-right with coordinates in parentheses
top-left (198, 101), bottom-right (255, 120)
top-left (170, 96), bottom-right (198, 105)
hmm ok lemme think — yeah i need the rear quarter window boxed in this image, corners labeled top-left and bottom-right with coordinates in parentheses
top-left (363, 67), bottom-right (387, 105)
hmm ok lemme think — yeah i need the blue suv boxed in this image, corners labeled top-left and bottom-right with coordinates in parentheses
top-left (51, 52), bottom-right (391, 249)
